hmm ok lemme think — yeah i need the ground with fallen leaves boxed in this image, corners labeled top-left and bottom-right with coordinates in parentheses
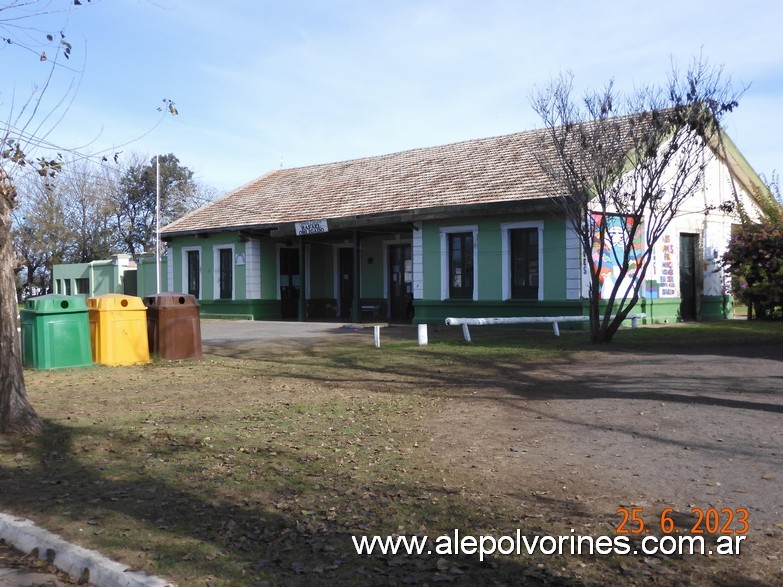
top-left (0, 321), bottom-right (781, 586)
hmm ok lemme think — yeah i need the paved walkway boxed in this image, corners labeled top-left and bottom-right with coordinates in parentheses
top-left (200, 318), bottom-right (348, 344)
top-left (200, 318), bottom-right (422, 347)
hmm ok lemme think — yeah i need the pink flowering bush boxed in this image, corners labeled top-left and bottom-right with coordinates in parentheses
top-left (723, 222), bottom-right (783, 319)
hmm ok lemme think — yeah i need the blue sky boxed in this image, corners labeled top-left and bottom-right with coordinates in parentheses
top-left (4, 0), bottom-right (782, 193)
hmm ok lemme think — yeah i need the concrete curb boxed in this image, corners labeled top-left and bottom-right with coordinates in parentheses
top-left (0, 513), bottom-right (175, 587)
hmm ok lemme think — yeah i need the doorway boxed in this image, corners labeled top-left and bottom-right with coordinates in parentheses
top-left (279, 247), bottom-right (300, 319)
top-left (388, 244), bottom-right (412, 321)
top-left (679, 233), bottom-right (698, 320)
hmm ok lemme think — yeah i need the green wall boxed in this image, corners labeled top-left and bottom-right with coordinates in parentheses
top-left (308, 243), bottom-right (335, 299)
top-left (360, 235), bottom-right (385, 298)
top-left (260, 241), bottom-right (278, 299)
top-left (137, 255), bottom-right (166, 297)
top-left (419, 216), bottom-right (567, 300)
top-left (53, 259), bottom-right (132, 297)
top-left (165, 215), bottom-right (732, 324)
top-left (170, 234), bottom-right (243, 300)
top-left (542, 218), bottom-right (567, 300)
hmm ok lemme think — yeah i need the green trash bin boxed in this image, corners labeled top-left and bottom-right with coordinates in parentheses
top-left (20, 294), bottom-right (92, 369)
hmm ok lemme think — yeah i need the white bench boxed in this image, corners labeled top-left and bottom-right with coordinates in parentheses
top-left (445, 313), bottom-right (646, 342)
top-left (360, 304), bottom-right (382, 319)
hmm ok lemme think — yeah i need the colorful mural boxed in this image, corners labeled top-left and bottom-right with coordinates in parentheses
top-left (590, 213), bottom-right (643, 299)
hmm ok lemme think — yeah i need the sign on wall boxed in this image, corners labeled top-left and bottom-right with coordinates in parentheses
top-left (295, 219), bottom-right (329, 236)
top-left (647, 233), bottom-right (677, 298)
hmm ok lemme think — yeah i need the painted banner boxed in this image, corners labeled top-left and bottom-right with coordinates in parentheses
top-left (590, 213), bottom-right (643, 299)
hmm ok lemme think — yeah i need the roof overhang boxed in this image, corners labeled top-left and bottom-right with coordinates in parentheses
top-left (161, 197), bottom-right (562, 241)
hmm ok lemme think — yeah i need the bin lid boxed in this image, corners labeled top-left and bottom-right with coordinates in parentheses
top-left (23, 294), bottom-right (88, 314)
top-left (143, 293), bottom-right (200, 308)
top-left (86, 293), bottom-right (147, 311)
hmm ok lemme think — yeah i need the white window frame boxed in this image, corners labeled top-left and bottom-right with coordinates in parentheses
top-left (213, 244), bottom-right (235, 301)
top-left (501, 221), bottom-right (544, 301)
top-left (383, 237), bottom-right (413, 301)
top-left (181, 246), bottom-right (202, 299)
top-left (440, 225), bottom-right (478, 301)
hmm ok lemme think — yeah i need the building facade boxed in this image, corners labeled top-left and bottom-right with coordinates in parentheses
top-left (159, 125), bottom-right (769, 324)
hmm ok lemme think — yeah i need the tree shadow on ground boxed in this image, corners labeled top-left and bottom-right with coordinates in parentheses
top-left (0, 420), bottom-right (583, 587)
top-left (204, 337), bottom-right (783, 417)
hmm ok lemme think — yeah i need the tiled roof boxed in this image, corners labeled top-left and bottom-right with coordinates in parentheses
top-left (162, 128), bottom-right (561, 235)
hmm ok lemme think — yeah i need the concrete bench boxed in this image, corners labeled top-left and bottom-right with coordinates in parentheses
top-left (445, 313), bottom-right (646, 342)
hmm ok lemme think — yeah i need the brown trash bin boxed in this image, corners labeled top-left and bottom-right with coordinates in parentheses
top-left (144, 293), bottom-right (203, 360)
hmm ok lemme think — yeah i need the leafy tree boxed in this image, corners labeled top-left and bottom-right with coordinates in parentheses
top-left (723, 174), bottom-right (783, 319)
top-left (112, 153), bottom-right (198, 258)
top-left (531, 57), bottom-right (741, 342)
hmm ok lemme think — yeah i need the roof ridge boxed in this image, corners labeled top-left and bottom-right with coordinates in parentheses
top-left (273, 127), bottom-right (545, 172)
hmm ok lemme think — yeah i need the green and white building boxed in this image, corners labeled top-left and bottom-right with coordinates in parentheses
top-left (52, 254), bottom-right (137, 298)
top-left (159, 124), bottom-right (770, 324)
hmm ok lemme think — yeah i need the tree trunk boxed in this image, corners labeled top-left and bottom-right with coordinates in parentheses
top-left (0, 181), bottom-right (43, 435)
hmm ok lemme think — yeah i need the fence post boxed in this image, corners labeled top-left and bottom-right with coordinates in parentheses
top-left (417, 324), bottom-right (428, 346)
top-left (461, 323), bottom-right (472, 343)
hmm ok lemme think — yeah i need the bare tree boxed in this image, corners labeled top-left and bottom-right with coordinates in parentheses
top-left (13, 173), bottom-right (72, 296)
top-left (531, 58), bottom-right (741, 342)
top-left (0, 0), bottom-right (85, 434)
top-left (1, 1), bottom-right (180, 434)
top-left (59, 157), bottom-right (116, 262)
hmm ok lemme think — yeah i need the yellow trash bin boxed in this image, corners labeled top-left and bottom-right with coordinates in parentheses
top-left (87, 294), bottom-right (150, 366)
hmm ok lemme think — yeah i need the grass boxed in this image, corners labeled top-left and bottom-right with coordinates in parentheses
top-left (1, 320), bottom-right (781, 586)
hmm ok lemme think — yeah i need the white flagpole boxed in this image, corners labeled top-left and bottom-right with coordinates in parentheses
top-left (156, 155), bottom-right (161, 294)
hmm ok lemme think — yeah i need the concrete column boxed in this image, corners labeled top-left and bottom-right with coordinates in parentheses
top-left (352, 231), bottom-right (360, 322)
top-left (298, 237), bottom-right (306, 321)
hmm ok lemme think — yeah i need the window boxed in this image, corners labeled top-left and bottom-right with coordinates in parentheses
top-left (75, 278), bottom-right (90, 295)
top-left (440, 226), bottom-right (478, 301)
top-left (64, 279), bottom-right (71, 295)
top-left (182, 247), bottom-right (202, 299)
top-left (501, 221), bottom-right (543, 301)
top-left (218, 248), bottom-right (233, 299)
top-left (448, 232), bottom-right (474, 299)
top-left (510, 228), bottom-right (539, 299)
top-left (187, 250), bottom-right (200, 298)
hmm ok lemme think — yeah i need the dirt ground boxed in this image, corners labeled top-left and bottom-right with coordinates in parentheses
top-left (424, 341), bottom-right (783, 582)
top-left (3, 324), bottom-right (782, 585)
top-left (203, 324), bottom-right (783, 584)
